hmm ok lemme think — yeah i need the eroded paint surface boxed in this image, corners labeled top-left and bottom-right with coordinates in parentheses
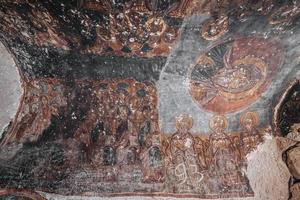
top-left (0, 0), bottom-right (300, 199)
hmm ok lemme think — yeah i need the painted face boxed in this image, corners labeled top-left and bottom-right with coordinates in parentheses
top-left (244, 118), bottom-right (254, 131)
top-left (41, 96), bottom-right (48, 105)
top-left (175, 114), bottom-right (193, 133)
top-left (214, 119), bottom-right (225, 132)
top-left (241, 112), bottom-right (259, 132)
top-left (209, 115), bottom-right (228, 133)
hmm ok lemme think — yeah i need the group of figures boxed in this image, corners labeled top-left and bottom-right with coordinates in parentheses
top-left (2, 0), bottom-right (298, 59)
top-left (82, 0), bottom-right (182, 57)
top-left (163, 112), bottom-right (263, 194)
top-left (67, 77), bottom-right (265, 195)
top-left (73, 98), bottom-right (264, 196)
top-left (72, 79), bottom-right (165, 184)
top-left (0, 77), bottom-right (267, 196)
top-left (0, 0), bottom-right (299, 199)
top-left (0, 0), bottom-right (185, 57)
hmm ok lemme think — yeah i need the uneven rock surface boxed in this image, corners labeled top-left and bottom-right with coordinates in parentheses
top-left (0, 0), bottom-right (300, 200)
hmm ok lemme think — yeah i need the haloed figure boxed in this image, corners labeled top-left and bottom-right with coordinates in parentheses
top-left (115, 106), bottom-right (139, 166)
top-left (240, 112), bottom-right (263, 157)
top-left (208, 115), bottom-right (250, 193)
top-left (169, 114), bottom-right (203, 193)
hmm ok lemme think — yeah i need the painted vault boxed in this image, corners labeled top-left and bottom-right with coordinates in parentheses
top-left (0, 0), bottom-right (300, 199)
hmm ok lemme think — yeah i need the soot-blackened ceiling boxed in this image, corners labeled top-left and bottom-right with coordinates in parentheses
top-left (0, 0), bottom-right (300, 199)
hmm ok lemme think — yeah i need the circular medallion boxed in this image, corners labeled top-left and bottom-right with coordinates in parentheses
top-left (189, 36), bottom-right (283, 113)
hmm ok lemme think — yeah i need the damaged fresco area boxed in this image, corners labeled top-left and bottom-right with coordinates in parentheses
top-left (0, 78), bottom-right (262, 198)
top-left (0, 0), bottom-right (300, 199)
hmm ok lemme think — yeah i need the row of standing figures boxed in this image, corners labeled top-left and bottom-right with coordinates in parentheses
top-left (76, 112), bottom-right (264, 192)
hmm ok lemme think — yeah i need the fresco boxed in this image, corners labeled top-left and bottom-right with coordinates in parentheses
top-left (0, 0), bottom-right (187, 58)
top-left (0, 78), bottom-right (268, 198)
top-left (0, 0), bottom-right (299, 199)
top-left (189, 36), bottom-right (283, 113)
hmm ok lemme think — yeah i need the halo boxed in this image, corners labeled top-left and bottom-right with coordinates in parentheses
top-left (175, 114), bottom-right (194, 131)
top-left (240, 112), bottom-right (259, 128)
top-left (209, 115), bottom-right (228, 132)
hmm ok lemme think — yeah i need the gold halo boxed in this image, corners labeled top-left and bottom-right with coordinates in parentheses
top-left (240, 112), bottom-right (259, 128)
top-left (175, 114), bottom-right (194, 131)
top-left (209, 115), bottom-right (228, 132)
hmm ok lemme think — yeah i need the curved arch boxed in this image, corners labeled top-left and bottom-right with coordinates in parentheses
top-left (273, 79), bottom-right (300, 137)
top-left (0, 40), bottom-right (24, 141)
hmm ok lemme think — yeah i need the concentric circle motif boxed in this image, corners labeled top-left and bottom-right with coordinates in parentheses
top-left (189, 36), bottom-right (284, 113)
